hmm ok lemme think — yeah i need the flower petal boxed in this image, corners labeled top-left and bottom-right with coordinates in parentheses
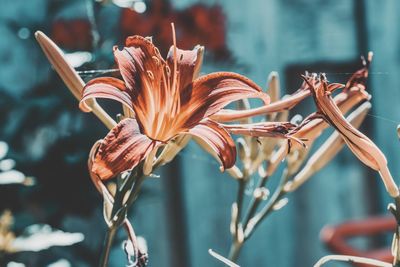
top-left (166, 45), bottom-right (204, 90)
top-left (113, 36), bottom-right (166, 132)
top-left (80, 77), bottom-right (133, 113)
top-left (180, 72), bottom-right (270, 128)
top-left (92, 118), bottom-right (159, 180)
top-left (186, 120), bottom-right (236, 171)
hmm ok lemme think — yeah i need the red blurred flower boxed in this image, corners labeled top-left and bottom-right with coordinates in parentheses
top-left (51, 20), bottom-right (92, 51)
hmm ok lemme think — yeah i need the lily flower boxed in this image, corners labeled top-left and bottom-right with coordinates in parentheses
top-left (305, 73), bottom-right (399, 198)
top-left (81, 27), bottom-right (273, 180)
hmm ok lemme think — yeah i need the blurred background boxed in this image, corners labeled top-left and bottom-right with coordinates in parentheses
top-left (0, 0), bottom-right (399, 266)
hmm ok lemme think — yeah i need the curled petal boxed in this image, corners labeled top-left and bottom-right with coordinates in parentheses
top-left (80, 77), bottom-right (133, 113)
top-left (181, 72), bottom-right (270, 127)
top-left (311, 76), bottom-right (399, 197)
top-left (345, 52), bottom-right (372, 91)
top-left (113, 36), bottom-right (165, 131)
top-left (166, 45), bottom-right (204, 90)
top-left (285, 102), bottom-right (371, 192)
top-left (291, 87), bottom-right (370, 149)
top-left (186, 120), bottom-right (236, 171)
top-left (92, 118), bottom-right (159, 180)
top-left (117, 35), bottom-right (165, 91)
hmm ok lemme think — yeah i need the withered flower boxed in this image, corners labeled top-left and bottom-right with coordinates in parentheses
top-left (305, 73), bottom-right (399, 197)
top-left (82, 28), bottom-right (272, 180)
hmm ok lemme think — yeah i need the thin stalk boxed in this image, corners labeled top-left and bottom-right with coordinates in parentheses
top-left (98, 167), bottom-right (146, 267)
top-left (228, 241), bottom-right (243, 263)
top-left (242, 175), bottom-right (269, 227)
top-left (244, 171), bottom-right (289, 240)
top-left (99, 226), bottom-right (118, 267)
top-left (228, 178), bottom-right (246, 262)
top-left (235, 179), bottom-right (246, 234)
top-left (125, 173), bottom-right (146, 208)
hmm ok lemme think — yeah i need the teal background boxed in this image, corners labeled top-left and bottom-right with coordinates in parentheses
top-left (1, 0), bottom-right (400, 266)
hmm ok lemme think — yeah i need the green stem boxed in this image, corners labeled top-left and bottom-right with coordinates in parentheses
top-left (235, 179), bottom-right (246, 230)
top-left (242, 175), bottom-right (269, 227)
top-left (99, 166), bottom-right (146, 267)
top-left (228, 240), bottom-right (243, 263)
top-left (99, 226), bottom-right (118, 267)
top-left (244, 170), bottom-right (289, 240)
top-left (125, 173), bottom-right (146, 208)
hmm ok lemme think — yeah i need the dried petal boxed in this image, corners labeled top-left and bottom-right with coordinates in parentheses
top-left (309, 76), bottom-right (399, 197)
top-left (285, 102), bottom-right (371, 192)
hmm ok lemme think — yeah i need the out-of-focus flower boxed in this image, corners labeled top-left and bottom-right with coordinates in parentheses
top-left (81, 27), bottom-right (272, 180)
top-left (305, 73), bottom-right (399, 197)
top-left (0, 211), bottom-right (83, 254)
top-left (10, 224), bottom-right (84, 253)
top-left (51, 20), bottom-right (93, 51)
top-left (0, 141), bottom-right (34, 186)
top-left (120, 0), bottom-right (229, 59)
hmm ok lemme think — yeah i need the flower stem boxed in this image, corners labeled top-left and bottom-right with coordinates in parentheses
top-left (242, 175), bottom-right (269, 227)
top-left (235, 179), bottom-right (246, 232)
top-left (99, 226), bottom-right (118, 267)
top-left (244, 171), bottom-right (289, 240)
top-left (228, 241), bottom-right (243, 263)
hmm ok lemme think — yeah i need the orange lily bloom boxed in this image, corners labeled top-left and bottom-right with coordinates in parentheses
top-left (305, 73), bottom-right (399, 198)
top-left (81, 31), bottom-right (279, 180)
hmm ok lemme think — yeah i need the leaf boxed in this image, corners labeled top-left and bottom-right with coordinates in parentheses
top-left (10, 224), bottom-right (84, 252)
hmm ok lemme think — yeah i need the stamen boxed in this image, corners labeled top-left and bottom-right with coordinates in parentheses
top-left (171, 23), bottom-right (178, 93)
top-left (180, 54), bottom-right (184, 61)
